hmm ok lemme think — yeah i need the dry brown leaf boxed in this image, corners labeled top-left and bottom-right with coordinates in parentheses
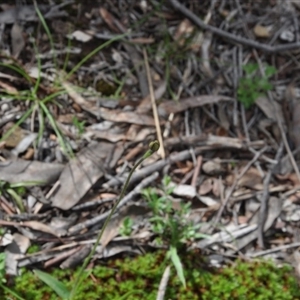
top-left (0, 159), bottom-right (63, 184)
top-left (51, 142), bottom-right (123, 210)
top-left (202, 159), bottom-right (224, 176)
top-left (64, 80), bottom-right (157, 125)
top-left (62, 81), bottom-right (94, 109)
top-left (253, 24), bottom-right (272, 38)
top-left (23, 221), bottom-right (61, 237)
top-left (212, 178), bottom-right (222, 197)
top-left (11, 22), bottom-right (25, 58)
top-left (100, 217), bottom-right (124, 249)
top-left (125, 126), bottom-right (154, 142)
top-left (174, 19), bottom-right (194, 46)
top-left (128, 37), bottom-right (155, 44)
top-left (276, 173), bottom-right (300, 186)
top-left (0, 80), bottom-right (18, 94)
top-left (199, 178), bottom-right (213, 195)
top-left (99, 7), bottom-right (119, 32)
top-left (2, 125), bottom-right (27, 148)
top-left (158, 95), bottom-right (233, 117)
top-left (237, 167), bottom-right (263, 189)
top-left (137, 81), bottom-right (167, 114)
top-left (99, 108), bottom-right (157, 126)
top-left (255, 96), bottom-right (284, 123)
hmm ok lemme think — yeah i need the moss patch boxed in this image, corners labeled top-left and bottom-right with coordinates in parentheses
top-left (1, 251), bottom-right (300, 300)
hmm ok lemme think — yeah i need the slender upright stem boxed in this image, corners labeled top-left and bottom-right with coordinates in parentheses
top-left (69, 141), bottom-right (160, 299)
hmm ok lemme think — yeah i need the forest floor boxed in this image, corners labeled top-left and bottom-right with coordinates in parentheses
top-left (1, 1), bottom-right (300, 299)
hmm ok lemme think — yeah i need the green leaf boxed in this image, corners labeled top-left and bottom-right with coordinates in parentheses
top-left (168, 246), bottom-right (186, 288)
top-left (242, 63), bottom-right (258, 75)
top-left (265, 65), bottom-right (276, 78)
top-left (0, 283), bottom-right (26, 300)
top-left (33, 269), bottom-right (70, 299)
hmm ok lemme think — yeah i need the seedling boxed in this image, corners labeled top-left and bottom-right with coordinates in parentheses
top-left (0, 180), bottom-right (43, 213)
top-left (72, 116), bottom-right (86, 137)
top-left (237, 63), bottom-right (276, 109)
top-left (142, 175), bottom-right (209, 288)
top-left (120, 217), bottom-right (134, 237)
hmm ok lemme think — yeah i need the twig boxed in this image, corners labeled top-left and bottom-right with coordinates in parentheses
top-left (253, 50), bottom-right (300, 182)
top-left (257, 142), bottom-right (284, 248)
top-left (72, 197), bottom-right (114, 211)
top-left (156, 265), bottom-right (171, 300)
top-left (212, 146), bottom-right (268, 229)
top-left (143, 48), bottom-right (165, 158)
top-left (191, 155), bottom-right (202, 188)
top-left (249, 242), bottom-right (300, 258)
top-left (104, 147), bottom-right (205, 188)
top-left (68, 172), bottom-right (159, 234)
top-left (168, 0), bottom-right (300, 53)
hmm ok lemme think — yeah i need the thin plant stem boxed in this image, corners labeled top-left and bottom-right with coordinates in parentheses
top-left (0, 283), bottom-right (26, 300)
top-left (69, 141), bottom-right (160, 299)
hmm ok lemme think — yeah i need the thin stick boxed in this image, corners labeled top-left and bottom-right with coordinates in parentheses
top-left (212, 146), bottom-right (268, 229)
top-left (257, 142), bottom-right (284, 248)
top-left (156, 265), bottom-right (171, 300)
top-left (143, 48), bottom-right (165, 159)
top-left (168, 0), bottom-right (300, 53)
top-left (253, 49), bottom-right (300, 183)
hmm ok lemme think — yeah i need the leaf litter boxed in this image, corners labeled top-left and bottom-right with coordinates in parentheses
top-left (0, 0), bottom-right (300, 287)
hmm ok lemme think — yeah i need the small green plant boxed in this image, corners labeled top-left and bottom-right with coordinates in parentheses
top-left (142, 176), bottom-right (209, 288)
top-left (120, 217), bottom-right (134, 236)
top-left (0, 2), bottom-right (128, 158)
top-left (0, 253), bottom-right (6, 284)
top-left (0, 180), bottom-right (43, 213)
top-left (237, 63), bottom-right (276, 109)
top-left (72, 116), bottom-right (86, 137)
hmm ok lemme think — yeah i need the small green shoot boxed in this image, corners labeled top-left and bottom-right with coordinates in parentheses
top-left (237, 63), bottom-right (276, 109)
top-left (0, 181), bottom-right (26, 213)
top-left (120, 217), bottom-right (134, 236)
top-left (72, 116), bottom-right (86, 137)
top-left (33, 269), bottom-right (70, 299)
top-left (0, 180), bottom-right (44, 213)
top-left (142, 175), bottom-right (209, 288)
top-left (0, 253), bottom-right (6, 284)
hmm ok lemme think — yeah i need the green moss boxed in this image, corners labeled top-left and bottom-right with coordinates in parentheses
top-left (1, 251), bottom-right (300, 300)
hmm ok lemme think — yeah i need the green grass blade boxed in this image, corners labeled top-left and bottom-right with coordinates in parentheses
top-left (0, 62), bottom-right (31, 83)
top-left (33, 269), bottom-right (70, 299)
top-left (6, 188), bottom-right (26, 213)
top-left (0, 106), bottom-right (35, 142)
top-left (0, 283), bottom-right (26, 300)
top-left (33, 1), bottom-right (57, 71)
top-left (168, 246), bottom-right (186, 288)
top-left (66, 33), bottom-right (128, 79)
top-left (39, 101), bottom-right (73, 158)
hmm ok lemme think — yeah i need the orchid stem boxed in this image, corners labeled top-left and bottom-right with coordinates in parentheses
top-left (69, 140), bottom-right (160, 299)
